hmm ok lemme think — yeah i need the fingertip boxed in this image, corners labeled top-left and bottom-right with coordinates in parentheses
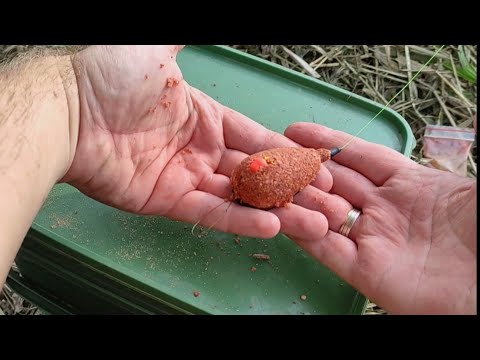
top-left (285, 122), bottom-right (329, 135)
top-left (284, 122), bottom-right (311, 137)
top-left (270, 204), bottom-right (329, 242)
top-left (207, 206), bottom-right (281, 240)
top-left (257, 211), bottom-right (281, 239)
top-left (312, 165), bottom-right (334, 192)
top-left (306, 210), bottom-right (329, 240)
top-left (235, 206), bottom-right (281, 239)
top-left (323, 161), bottom-right (337, 176)
top-left (284, 122), bottom-right (334, 150)
top-left (236, 209), bottom-right (281, 240)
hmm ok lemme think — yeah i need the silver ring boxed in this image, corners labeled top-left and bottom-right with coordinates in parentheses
top-left (339, 208), bottom-right (361, 238)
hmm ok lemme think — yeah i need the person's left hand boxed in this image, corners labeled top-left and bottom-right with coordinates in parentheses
top-left (281, 122), bottom-right (476, 314)
top-left (62, 45), bottom-right (333, 239)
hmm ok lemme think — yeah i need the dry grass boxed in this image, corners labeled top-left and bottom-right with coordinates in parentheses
top-left (0, 45), bottom-right (476, 315)
top-left (0, 264), bottom-right (42, 315)
top-left (232, 45), bottom-right (477, 177)
top-left (0, 285), bottom-right (42, 315)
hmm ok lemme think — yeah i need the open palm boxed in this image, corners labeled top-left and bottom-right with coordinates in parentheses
top-left (63, 45), bottom-right (333, 239)
top-left (285, 123), bottom-right (476, 314)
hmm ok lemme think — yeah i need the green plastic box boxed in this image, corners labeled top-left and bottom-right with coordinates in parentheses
top-left (7, 45), bottom-right (415, 315)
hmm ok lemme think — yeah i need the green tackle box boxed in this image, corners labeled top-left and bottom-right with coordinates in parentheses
top-left (7, 45), bottom-right (415, 315)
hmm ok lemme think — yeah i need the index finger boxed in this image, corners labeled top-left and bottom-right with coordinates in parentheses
top-left (285, 122), bottom-right (412, 186)
top-left (168, 190), bottom-right (281, 239)
top-left (222, 107), bottom-right (299, 153)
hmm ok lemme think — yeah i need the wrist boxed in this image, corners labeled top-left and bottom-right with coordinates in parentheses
top-left (55, 55), bottom-right (80, 181)
top-left (0, 54), bottom-right (80, 183)
top-left (0, 54), bottom-right (79, 286)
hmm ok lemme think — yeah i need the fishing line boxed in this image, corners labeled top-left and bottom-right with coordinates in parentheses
top-left (330, 45), bottom-right (446, 157)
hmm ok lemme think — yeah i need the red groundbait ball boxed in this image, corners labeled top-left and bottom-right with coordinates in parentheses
top-left (230, 147), bottom-right (331, 210)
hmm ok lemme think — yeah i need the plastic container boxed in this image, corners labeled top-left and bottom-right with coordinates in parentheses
top-left (7, 45), bottom-right (415, 315)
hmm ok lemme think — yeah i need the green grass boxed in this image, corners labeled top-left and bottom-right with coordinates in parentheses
top-left (444, 46), bottom-right (477, 84)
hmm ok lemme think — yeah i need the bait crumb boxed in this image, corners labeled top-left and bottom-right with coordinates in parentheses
top-left (159, 94), bottom-right (172, 109)
top-left (166, 77), bottom-right (180, 87)
top-left (317, 148), bottom-right (331, 162)
top-left (300, 295), bottom-right (307, 301)
top-left (252, 254), bottom-right (270, 260)
top-left (250, 266), bottom-right (257, 272)
top-left (193, 290), bottom-right (200, 297)
top-left (49, 214), bottom-right (73, 230)
top-left (193, 252), bottom-right (197, 256)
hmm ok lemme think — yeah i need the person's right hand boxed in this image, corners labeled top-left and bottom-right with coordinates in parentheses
top-left (283, 123), bottom-right (476, 315)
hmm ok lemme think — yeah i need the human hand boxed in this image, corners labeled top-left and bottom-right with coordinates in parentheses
top-left (62, 45), bottom-right (333, 239)
top-left (283, 123), bottom-right (476, 314)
